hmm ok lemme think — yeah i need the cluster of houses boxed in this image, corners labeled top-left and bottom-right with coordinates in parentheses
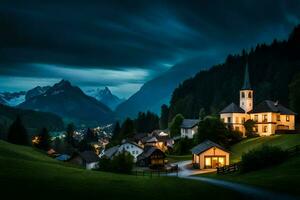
top-left (103, 130), bottom-right (173, 168)
top-left (49, 63), bottom-right (297, 171)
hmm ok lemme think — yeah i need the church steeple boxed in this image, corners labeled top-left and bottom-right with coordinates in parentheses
top-left (242, 62), bottom-right (251, 90)
top-left (240, 62), bottom-right (253, 113)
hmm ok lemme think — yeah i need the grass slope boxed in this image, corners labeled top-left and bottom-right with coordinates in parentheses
top-left (230, 134), bottom-right (300, 163)
top-left (0, 140), bottom-right (242, 200)
top-left (201, 154), bottom-right (300, 196)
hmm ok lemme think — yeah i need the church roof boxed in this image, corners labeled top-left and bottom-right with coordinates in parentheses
top-left (219, 103), bottom-right (245, 114)
top-left (241, 62), bottom-right (252, 90)
top-left (249, 100), bottom-right (296, 115)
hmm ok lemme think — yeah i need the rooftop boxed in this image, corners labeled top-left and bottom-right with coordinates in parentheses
top-left (191, 140), bottom-right (229, 155)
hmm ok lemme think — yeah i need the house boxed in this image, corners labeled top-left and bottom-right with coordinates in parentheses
top-left (137, 147), bottom-right (166, 168)
top-left (102, 145), bottom-right (120, 159)
top-left (119, 140), bottom-right (144, 162)
top-left (220, 62), bottom-right (296, 136)
top-left (191, 140), bottom-right (230, 169)
top-left (102, 140), bottom-right (143, 162)
top-left (180, 119), bottom-right (200, 139)
top-left (68, 151), bottom-right (100, 170)
top-left (135, 132), bottom-right (173, 152)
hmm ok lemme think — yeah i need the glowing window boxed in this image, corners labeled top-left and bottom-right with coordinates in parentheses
top-left (205, 157), bottom-right (211, 166)
top-left (286, 115), bottom-right (290, 122)
top-left (218, 157), bottom-right (225, 166)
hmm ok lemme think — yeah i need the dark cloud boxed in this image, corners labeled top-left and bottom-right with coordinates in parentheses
top-left (0, 0), bottom-right (299, 97)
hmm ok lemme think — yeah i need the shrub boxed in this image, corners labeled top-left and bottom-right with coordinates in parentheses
top-left (241, 145), bottom-right (288, 173)
top-left (98, 151), bottom-right (134, 174)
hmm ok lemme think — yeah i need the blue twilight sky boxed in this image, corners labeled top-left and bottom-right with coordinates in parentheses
top-left (0, 0), bottom-right (299, 98)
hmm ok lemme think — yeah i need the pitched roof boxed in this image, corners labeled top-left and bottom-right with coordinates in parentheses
top-left (104, 145), bottom-right (119, 158)
top-left (241, 62), bottom-right (252, 90)
top-left (191, 140), bottom-right (229, 154)
top-left (219, 103), bottom-right (245, 114)
top-left (121, 139), bottom-right (143, 149)
top-left (137, 147), bottom-right (165, 161)
top-left (250, 100), bottom-right (296, 115)
top-left (180, 119), bottom-right (199, 128)
top-left (80, 151), bottom-right (100, 163)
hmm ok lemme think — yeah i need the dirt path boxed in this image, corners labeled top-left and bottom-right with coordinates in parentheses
top-left (174, 160), bottom-right (298, 200)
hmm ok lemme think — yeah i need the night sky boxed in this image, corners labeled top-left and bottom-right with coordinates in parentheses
top-left (0, 0), bottom-right (299, 98)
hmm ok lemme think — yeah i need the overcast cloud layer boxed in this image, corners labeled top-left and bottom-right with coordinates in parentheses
top-left (0, 0), bottom-right (299, 98)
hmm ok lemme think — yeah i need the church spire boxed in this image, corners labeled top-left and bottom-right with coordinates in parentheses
top-left (242, 62), bottom-right (251, 90)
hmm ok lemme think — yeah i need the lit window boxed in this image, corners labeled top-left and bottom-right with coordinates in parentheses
top-left (241, 92), bottom-right (245, 98)
top-left (263, 115), bottom-right (268, 122)
top-left (248, 92), bottom-right (252, 98)
top-left (227, 117), bottom-right (231, 123)
top-left (218, 157), bottom-right (225, 166)
top-left (277, 114), bottom-right (281, 121)
top-left (254, 115), bottom-right (258, 122)
top-left (286, 115), bottom-right (290, 122)
top-left (253, 126), bottom-right (258, 132)
top-left (236, 117), bottom-right (239, 123)
top-left (263, 126), bottom-right (268, 133)
top-left (205, 157), bottom-right (211, 167)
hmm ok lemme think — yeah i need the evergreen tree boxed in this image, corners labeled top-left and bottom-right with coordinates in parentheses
top-left (65, 123), bottom-right (75, 145)
top-left (85, 128), bottom-right (97, 143)
top-left (159, 104), bottom-right (169, 130)
top-left (37, 127), bottom-right (51, 150)
top-left (7, 116), bottom-right (28, 145)
top-left (169, 114), bottom-right (184, 137)
top-left (120, 118), bottom-right (135, 139)
top-left (111, 121), bottom-right (121, 141)
top-left (198, 108), bottom-right (206, 120)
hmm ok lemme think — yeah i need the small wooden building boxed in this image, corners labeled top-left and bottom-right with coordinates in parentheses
top-left (191, 140), bottom-right (230, 169)
top-left (69, 151), bottom-right (100, 170)
top-left (137, 147), bottom-right (165, 168)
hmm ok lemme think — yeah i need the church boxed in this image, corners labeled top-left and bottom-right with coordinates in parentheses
top-left (220, 63), bottom-right (296, 137)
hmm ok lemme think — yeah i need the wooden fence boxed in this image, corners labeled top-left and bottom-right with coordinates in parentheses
top-left (134, 166), bottom-right (178, 178)
top-left (217, 163), bottom-right (240, 174)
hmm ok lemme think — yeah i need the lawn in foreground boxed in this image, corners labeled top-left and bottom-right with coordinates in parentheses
top-left (230, 134), bottom-right (300, 163)
top-left (198, 154), bottom-right (300, 196)
top-left (0, 140), bottom-right (242, 200)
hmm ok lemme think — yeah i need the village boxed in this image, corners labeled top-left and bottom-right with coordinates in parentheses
top-left (36, 63), bottom-right (297, 179)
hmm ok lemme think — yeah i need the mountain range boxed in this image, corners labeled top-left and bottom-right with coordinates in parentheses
top-left (115, 55), bottom-right (222, 119)
top-left (0, 91), bottom-right (26, 106)
top-left (18, 80), bottom-right (115, 126)
top-left (84, 87), bottom-right (125, 110)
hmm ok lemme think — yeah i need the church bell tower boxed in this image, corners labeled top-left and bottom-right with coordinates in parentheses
top-left (240, 62), bottom-right (253, 113)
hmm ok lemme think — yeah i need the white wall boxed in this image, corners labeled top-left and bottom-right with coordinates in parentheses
top-left (181, 126), bottom-right (198, 139)
top-left (86, 162), bottom-right (99, 170)
top-left (119, 143), bottom-right (143, 162)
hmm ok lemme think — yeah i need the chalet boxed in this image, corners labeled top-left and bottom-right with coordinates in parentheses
top-left (220, 63), bottom-right (296, 136)
top-left (68, 151), bottom-right (100, 170)
top-left (135, 132), bottom-right (173, 152)
top-left (191, 140), bottom-right (230, 169)
top-left (180, 119), bottom-right (199, 139)
top-left (103, 140), bottom-right (143, 162)
top-left (137, 147), bottom-right (166, 168)
top-left (119, 140), bottom-right (144, 162)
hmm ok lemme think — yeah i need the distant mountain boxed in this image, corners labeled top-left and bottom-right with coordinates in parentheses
top-left (26, 86), bottom-right (50, 100)
top-left (85, 87), bottom-right (125, 110)
top-left (19, 80), bottom-right (115, 126)
top-left (115, 56), bottom-right (221, 119)
top-left (0, 91), bottom-right (26, 106)
top-left (0, 104), bottom-right (64, 139)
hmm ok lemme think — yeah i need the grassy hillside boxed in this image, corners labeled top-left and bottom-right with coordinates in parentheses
top-left (0, 140), bottom-right (242, 200)
top-left (201, 155), bottom-right (300, 196)
top-left (230, 134), bottom-right (300, 162)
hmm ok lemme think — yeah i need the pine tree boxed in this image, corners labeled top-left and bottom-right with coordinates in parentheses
top-left (37, 127), bottom-right (50, 150)
top-left (65, 123), bottom-right (75, 145)
top-left (160, 104), bottom-right (169, 130)
top-left (7, 116), bottom-right (28, 145)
